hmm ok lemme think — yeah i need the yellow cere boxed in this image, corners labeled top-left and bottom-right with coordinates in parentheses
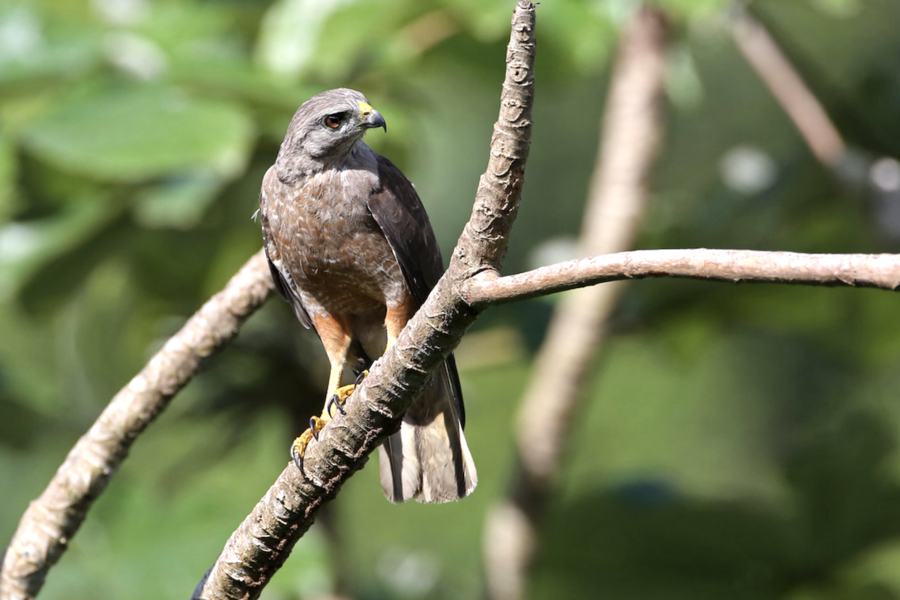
top-left (358, 101), bottom-right (374, 117)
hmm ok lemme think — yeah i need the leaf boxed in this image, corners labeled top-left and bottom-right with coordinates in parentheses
top-left (0, 131), bottom-right (14, 221)
top-left (256, 0), bottom-right (363, 79)
top-left (133, 172), bottom-right (225, 230)
top-left (20, 86), bottom-right (255, 182)
top-left (0, 196), bottom-right (119, 300)
top-left (808, 0), bottom-right (864, 18)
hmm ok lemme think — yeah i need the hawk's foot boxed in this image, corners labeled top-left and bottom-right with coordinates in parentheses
top-left (325, 370), bottom-right (369, 418)
top-left (291, 415), bottom-right (328, 476)
top-left (292, 371), bottom-right (370, 476)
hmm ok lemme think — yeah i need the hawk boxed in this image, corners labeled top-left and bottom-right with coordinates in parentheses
top-left (259, 88), bottom-right (477, 503)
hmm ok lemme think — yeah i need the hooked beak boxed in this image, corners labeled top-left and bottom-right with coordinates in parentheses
top-left (358, 101), bottom-right (387, 132)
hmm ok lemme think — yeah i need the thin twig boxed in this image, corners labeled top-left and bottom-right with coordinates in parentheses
top-left (482, 7), bottom-right (669, 600)
top-left (0, 251), bottom-right (274, 600)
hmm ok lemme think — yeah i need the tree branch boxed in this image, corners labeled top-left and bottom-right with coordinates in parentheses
top-left (191, 3), bottom-right (536, 599)
top-left (731, 7), bottom-right (845, 167)
top-left (463, 249), bottom-right (900, 307)
top-left (483, 7), bottom-right (669, 600)
top-left (0, 251), bottom-right (274, 600)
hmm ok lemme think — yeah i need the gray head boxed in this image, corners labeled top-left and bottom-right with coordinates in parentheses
top-left (278, 88), bottom-right (386, 167)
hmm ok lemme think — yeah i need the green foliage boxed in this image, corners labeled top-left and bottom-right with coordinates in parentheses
top-left (3, 0), bottom-right (900, 599)
top-left (21, 87), bottom-right (255, 181)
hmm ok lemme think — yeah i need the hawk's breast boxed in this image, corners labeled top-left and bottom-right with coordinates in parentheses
top-left (266, 167), bottom-right (408, 316)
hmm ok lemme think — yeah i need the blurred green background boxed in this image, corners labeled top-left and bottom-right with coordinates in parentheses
top-left (3, 0), bottom-right (900, 598)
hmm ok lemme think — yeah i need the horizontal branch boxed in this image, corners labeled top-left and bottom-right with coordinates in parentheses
top-left (462, 249), bottom-right (900, 308)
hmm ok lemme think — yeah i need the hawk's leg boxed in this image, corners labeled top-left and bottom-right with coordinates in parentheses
top-left (318, 300), bottom-right (412, 425)
top-left (291, 312), bottom-right (353, 474)
top-left (384, 301), bottom-right (415, 351)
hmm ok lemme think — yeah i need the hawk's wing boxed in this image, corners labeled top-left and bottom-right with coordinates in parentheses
top-left (367, 155), bottom-right (465, 428)
top-left (367, 156), bottom-right (444, 304)
top-left (259, 175), bottom-right (312, 330)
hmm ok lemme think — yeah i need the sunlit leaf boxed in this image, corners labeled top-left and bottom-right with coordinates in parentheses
top-left (0, 5), bottom-right (99, 88)
top-left (256, 0), bottom-right (364, 79)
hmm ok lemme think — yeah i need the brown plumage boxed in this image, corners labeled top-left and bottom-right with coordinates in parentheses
top-left (259, 88), bottom-right (477, 503)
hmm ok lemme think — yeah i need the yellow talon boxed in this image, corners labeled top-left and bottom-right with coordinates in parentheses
top-left (293, 370), bottom-right (370, 477)
top-left (291, 416), bottom-right (328, 475)
top-left (325, 371), bottom-right (368, 418)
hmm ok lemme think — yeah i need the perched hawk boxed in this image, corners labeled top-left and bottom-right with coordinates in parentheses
top-left (259, 88), bottom-right (477, 503)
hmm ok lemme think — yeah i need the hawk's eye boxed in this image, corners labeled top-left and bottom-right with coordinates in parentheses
top-left (324, 114), bottom-right (343, 129)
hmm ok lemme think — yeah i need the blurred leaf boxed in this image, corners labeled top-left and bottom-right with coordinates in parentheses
top-left (20, 86), bottom-right (256, 181)
top-left (0, 130), bottom-right (14, 220)
top-left (0, 5), bottom-right (99, 89)
top-left (0, 195), bottom-right (118, 299)
top-left (133, 172), bottom-right (224, 229)
top-left (449, 0), bottom-right (522, 42)
top-left (170, 54), bottom-right (315, 113)
top-left (0, 301), bottom-right (60, 416)
top-left (256, 0), bottom-right (364, 80)
top-left (655, 0), bottom-right (731, 20)
top-left (667, 42), bottom-right (705, 109)
top-left (807, 0), bottom-right (864, 19)
top-left (538, 0), bottom-right (618, 74)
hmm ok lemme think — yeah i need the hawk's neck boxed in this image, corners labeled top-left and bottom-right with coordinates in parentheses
top-left (276, 141), bottom-right (379, 185)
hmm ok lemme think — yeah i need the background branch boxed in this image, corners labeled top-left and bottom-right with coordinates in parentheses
top-left (482, 7), bottom-right (669, 600)
top-left (732, 6), bottom-right (846, 167)
top-left (0, 251), bottom-right (274, 600)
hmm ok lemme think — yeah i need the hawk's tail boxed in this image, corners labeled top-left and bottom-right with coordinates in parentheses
top-left (378, 360), bottom-right (477, 504)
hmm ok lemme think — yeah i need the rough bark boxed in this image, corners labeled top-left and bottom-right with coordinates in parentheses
top-left (0, 251), bottom-right (274, 600)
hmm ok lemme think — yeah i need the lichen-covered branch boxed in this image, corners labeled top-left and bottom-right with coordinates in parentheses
top-left (0, 251), bottom-right (274, 600)
top-left (191, 3), bottom-right (536, 599)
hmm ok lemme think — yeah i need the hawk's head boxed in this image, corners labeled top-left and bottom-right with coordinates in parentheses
top-left (281, 88), bottom-right (387, 163)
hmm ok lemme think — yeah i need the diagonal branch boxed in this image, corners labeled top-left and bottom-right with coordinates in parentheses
top-left (731, 7), bottom-right (845, 167)
top-left (191, 3), bottom-right (536, 599)
top-left (0, 251), bottom-right (274, 600)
